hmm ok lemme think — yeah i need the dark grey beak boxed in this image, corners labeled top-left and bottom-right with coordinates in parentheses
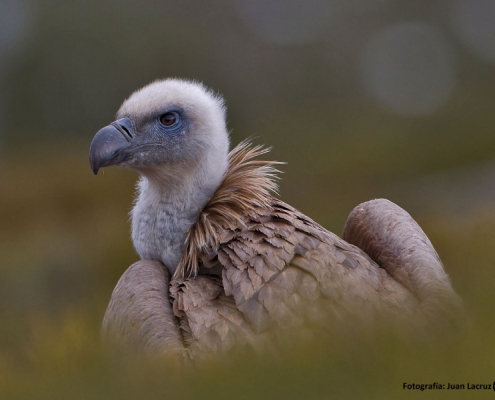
top-left (89, 118), bottom-right (135, 175)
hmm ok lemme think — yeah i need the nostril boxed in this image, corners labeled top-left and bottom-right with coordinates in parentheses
top-left (121, 125), bottom-right (133, 138)
top-left (111, 123), bottom-right (132, 142)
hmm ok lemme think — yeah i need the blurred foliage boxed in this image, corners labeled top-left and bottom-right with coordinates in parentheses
top-left (1, 0), bottom-right (495, 398)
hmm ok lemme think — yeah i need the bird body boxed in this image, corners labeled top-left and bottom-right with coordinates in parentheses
top-left (89, 78), bottom-right (462, 358)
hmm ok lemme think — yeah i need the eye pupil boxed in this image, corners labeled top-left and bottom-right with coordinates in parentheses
top-left (160, 113), bottom-right (177, 126)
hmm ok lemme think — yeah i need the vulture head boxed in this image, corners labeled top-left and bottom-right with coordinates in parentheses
top-left (89, 79), bottom-right (229, 193)
top-left (90, 79), bottom-right (237, 273)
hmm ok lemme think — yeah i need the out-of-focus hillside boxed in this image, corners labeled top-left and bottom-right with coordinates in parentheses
top-left (1, 1), bottom-right (495, 398)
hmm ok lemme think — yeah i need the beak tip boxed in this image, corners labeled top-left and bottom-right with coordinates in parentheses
top-left (89, 122), bottom-right (131, 176)
top-left (89, 158), bottom-right (100, 175)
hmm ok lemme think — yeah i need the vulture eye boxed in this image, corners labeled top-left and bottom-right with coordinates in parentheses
top-left (159, 112), bottom-right (180, 128)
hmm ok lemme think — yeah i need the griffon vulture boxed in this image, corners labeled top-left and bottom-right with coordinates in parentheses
top-left (89, 79), bottom-right (462, 359)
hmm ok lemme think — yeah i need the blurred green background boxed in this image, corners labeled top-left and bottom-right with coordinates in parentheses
top-left (1, 0), bottom-right (495, 398)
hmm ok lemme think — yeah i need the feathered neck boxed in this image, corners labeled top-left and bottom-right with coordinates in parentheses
top-left (174, 140), bottom-right (282, 278)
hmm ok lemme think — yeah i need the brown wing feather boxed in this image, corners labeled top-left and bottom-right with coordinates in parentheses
top-left (200, 200), bottom-right (420, 333)
top-left (169, 275), bottom-right (255, 351)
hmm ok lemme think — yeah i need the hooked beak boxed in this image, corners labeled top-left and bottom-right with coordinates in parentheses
top-left (89, 118), bottom-right (135, 175)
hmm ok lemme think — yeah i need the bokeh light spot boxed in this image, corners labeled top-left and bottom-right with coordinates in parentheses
top-left (452, 0), bottom-right (495, 63)
top-left (360, 22), bottom-right (458, 116)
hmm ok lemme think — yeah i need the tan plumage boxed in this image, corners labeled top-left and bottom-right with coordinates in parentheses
top-left (90, 79), bottom-right (462, 359)
top-left (102, 141), bottom-right (461, 357)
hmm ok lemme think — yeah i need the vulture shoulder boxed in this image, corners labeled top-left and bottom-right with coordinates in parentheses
top-left (102, 260), bottom-right (187, 358)
top-left (342, 199), bottom-right (463, 327)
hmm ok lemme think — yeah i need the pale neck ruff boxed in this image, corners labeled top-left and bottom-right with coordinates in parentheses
top-left (130, 156), bottom-right (227, 274)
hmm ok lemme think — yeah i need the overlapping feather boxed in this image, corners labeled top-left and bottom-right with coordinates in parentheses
top-left (174, 140), bottom-right (283, 278)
